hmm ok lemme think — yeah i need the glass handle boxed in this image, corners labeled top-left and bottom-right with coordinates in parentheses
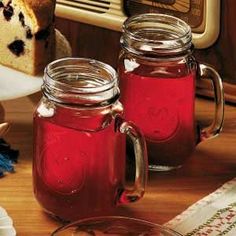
top-left (0, 122), bottom-right (10, 138)
top-left (117, 118), bottom-right (148, 204)
top-left (198, 63), bottom-right (224, 142)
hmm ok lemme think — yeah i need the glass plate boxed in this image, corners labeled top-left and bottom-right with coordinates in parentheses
top-left (51, 216), bottom-right (183, 236)
top-left (0, 29), bottom-right (72, 101)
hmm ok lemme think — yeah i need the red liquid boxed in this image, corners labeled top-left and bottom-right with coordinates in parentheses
top-left (120, 69), bottom-right (196, 168)
top-left (33, 109), bottom-right (125, 221)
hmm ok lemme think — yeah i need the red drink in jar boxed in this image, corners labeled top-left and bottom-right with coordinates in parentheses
top-left (34, 112), bottom-right (125, 221)
top-left (118, 13), bottom-right (224, 171)
top-left (120, 69), bottom-right (196, 168)
top-left (33, 58), bottom-right (148, 221)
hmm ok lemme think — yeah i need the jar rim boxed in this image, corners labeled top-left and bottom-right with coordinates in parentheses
top-left (44, 57), bottom-right (118, 94)
top-left (43, 57), bottom-right (119, 106)
top-left (121, 13), bottom-right (192, 55)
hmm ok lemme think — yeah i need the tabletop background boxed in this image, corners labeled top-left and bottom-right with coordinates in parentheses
top-left (0, 94), bottom-right (235, 235)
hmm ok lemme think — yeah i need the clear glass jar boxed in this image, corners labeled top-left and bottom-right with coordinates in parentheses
top-left (33, 58), bottom-right (147, 222)
top-left (118, 13), bottom-right (224, 171)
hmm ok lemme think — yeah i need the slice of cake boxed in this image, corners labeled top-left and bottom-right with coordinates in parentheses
top-left (0, 0), bottom-right (56, 75)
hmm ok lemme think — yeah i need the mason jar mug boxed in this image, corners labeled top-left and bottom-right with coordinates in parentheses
top-left (118, 13), bottom-right (224, 171)
top-left (33, 58), bottom-right (148, 222)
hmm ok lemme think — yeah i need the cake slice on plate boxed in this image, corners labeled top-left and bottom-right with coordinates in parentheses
top-left (0, 0), bottom-right (56, 75)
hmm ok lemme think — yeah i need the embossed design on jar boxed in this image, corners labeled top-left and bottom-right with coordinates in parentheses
top-left (146, 106), bottom-right (180, 141)
top-left (39, 129), bottom-right (87, 195)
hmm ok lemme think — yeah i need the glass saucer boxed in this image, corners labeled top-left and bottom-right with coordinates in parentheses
top-left (51, 216), bottom-right (182, 236)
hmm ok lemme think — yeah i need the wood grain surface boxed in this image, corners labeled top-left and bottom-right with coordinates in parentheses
top-left (0, 95), bottom-right (235, 235)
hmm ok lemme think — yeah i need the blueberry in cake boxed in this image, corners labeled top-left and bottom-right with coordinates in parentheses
top-left (0, 0), bottom-right (56, 75)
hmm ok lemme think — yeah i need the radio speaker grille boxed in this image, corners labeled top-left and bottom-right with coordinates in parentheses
top-left (56, 0), bottom-right (126, 31)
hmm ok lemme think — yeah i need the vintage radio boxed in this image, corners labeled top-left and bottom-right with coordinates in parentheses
top-left (55, 0), bottom-right (236, 103)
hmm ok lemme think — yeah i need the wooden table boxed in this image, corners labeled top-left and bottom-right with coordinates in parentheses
top-left (0, 95), bottom-right (236, 235)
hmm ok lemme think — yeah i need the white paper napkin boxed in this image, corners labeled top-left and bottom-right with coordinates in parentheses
top-left (165, 178), bottom-right (236, 236)
top-left (0, 207), bottom-right (16, 236)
